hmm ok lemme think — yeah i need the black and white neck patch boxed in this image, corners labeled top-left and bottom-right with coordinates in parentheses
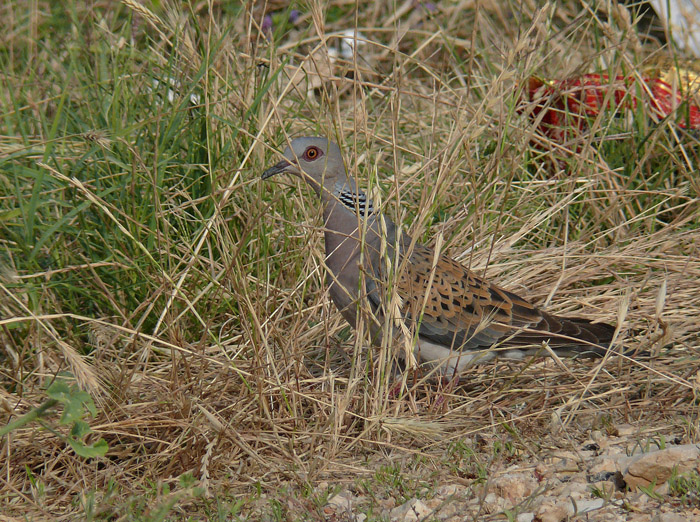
top-left (338, 190), bottom-right (375, 217)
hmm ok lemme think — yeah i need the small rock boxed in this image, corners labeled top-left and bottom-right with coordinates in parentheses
top-left (550, 451), bottom-right (581, 473)
top-left (551, 450), bottom-right (578, 460)
top-left (559, 480), bottom-right (589, 499)
top-left (493, 473), bottom-right (538, 504)
top-left (435, 484), bottom-right (460, 497)
top-left (589, 457), bottom-right (619, 476)
top-left (571, 498), bottom-right (605, 514)
top-left (653, 514), bottom-right (690, 522)
top-left (616, 424), bottom-right (638, 437)
top-left (536, 496), bottom-right (606, 522)
top-left (327, 489), bottom-right (355, 511)
top-left (378, 498), bottom-right (396, 510)
top-left (436, 502), bottom-right (459, 519)
top-left (535, 463), bottom-right (551, 481)
top-left (482, 492), bottom-right (508, 514)
top-left (581, 440), bottom-right (600, 452)
top-left (536, 501), bottom-right (569, 522)
top-left (590, 480), bottom-right (619, 496)
top-left (556, 459), bottom-right (580, 473)
top-left (390, 498), bottom-right (432, 522)
top-left (517, 513), bottom-right (535, 522)
top-left (588, 469), bottom-right (622, 483)
top-left (591, 430), bottom-right (606, 441)
top-left (466, 495), bottom-right (482, 508)
top-left (624, 444), bottom-right (700, 490)
top-left (424, 498), bottom-right (441, 510)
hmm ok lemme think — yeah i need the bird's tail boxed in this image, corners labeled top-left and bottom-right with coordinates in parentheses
top-left (509, 311), bottom-right (618, 358)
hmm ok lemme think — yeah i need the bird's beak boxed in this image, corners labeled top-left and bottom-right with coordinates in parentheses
top-left (262, 159), bottom-right (293, 180)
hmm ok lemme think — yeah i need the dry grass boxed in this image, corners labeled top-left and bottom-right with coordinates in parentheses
top-left (1, 0), bottom-right (699, 519)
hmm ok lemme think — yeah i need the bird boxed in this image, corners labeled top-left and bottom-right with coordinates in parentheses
top-left (262, 136), bottom-right (618, 378)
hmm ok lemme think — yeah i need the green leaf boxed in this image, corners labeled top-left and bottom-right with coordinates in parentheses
top-left (67, 437), bottom-right (109, 458)
top-left (46, 381), bottom-right (71, 403)
top-left (60, 394), bottom-right (86, 425)
top-left (0, 208), bottom-right (22, 222)
top-left (179, 472), bottom-right (196, 488)
top-left (70, 420), bottom-right (92, 439)
top-left (71, 390), bottom-right (97, 417)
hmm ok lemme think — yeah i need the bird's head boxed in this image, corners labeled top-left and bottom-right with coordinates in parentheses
top-left (262, 136), bottom-right (348, 195)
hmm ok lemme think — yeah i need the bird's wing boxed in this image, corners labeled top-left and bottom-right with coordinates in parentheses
top-left (362, 224), bottom-right (613, 353)
top-left (389, 244), bottom-right (544, 350)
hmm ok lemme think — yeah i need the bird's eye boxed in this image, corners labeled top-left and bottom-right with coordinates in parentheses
top-left (304, 146), bottom-right (322, 161)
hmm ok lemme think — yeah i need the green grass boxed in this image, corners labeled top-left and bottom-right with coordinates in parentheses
top-left (670, 470), bottom-right (700, 507)
top-left (1, 0), bottom-right (699, 519)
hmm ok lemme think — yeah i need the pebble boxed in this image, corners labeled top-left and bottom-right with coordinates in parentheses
top-left (318, 433), bottom-right (698, 521)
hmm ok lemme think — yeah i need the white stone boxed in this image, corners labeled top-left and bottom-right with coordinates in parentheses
top-left (327, 489), bottom-right (355, 511)
top-left (390, 498), bottom-right (432, 522)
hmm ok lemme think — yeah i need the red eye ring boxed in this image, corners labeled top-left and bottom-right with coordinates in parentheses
top-left (304, 146), bottom-right (322, 161)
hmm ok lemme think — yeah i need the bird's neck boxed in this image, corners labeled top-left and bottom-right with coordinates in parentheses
top-left (321, 181), bottom-right (377, 258)
top-left (327, 180), bottom-right (376, 218)
top-left (321, 181), bottom-right (385, 274)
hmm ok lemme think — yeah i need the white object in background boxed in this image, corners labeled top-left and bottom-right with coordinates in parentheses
top-left (650, 0), bottom-right (700, 56)
top-left (328, 29), bottom-right (367, 61)
top-left (150, 77), bottom-right (201, 106)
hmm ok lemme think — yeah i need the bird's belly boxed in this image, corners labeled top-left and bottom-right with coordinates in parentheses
top-left (415, 338), bottom-right (530, 375)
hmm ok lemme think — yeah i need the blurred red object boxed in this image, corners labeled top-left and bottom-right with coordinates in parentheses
top-left (523, 73), bottom-right (700, 146)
